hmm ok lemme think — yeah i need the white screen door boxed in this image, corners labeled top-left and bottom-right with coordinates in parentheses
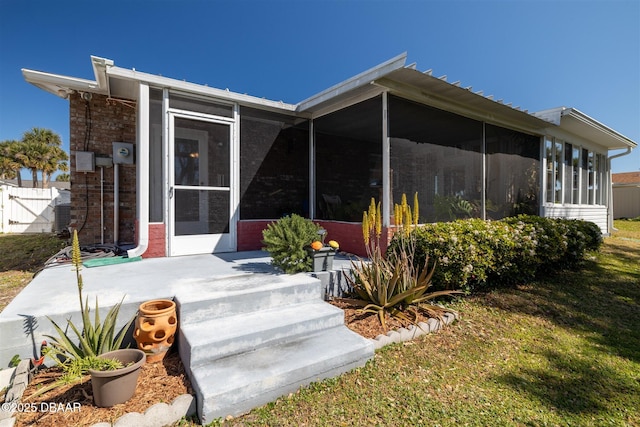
top-left (169, 114), bottom-right (234, 256)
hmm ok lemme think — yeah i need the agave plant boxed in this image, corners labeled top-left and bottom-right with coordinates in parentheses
top-left (45, 230), bottom-right (134, 361)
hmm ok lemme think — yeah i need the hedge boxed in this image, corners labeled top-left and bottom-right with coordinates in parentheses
top-left (387, 215), bottom-right (603, 293)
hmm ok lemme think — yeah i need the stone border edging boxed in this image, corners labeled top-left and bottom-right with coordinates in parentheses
top-left (369, 312), bottom-right (458, 350)
top-left (90, 394), bottom-right (196, 427)
top-left (0, 358), bottom-right (195, 427)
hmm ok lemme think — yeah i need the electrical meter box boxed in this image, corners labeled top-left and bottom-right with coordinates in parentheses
top-left (113, 142), bottom-right (134, 165)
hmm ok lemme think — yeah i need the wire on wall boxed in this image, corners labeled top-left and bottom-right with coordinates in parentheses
top-left (78, 96), bottom-right (92, 233)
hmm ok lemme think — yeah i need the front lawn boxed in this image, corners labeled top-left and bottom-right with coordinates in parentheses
top-left (202, 220), bottom-right (639, 426)
top-left (0, 233), bottom-right (66, 312)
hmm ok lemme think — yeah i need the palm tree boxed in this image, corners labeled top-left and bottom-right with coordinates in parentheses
top-left (42, 146), bottom-right (69, 187)
top-left (20, 128), bottom-right (68, 188)
top-left (0, 140), bottom-right (23, 186)
top-left (55, 173), bottom-right (70, 182)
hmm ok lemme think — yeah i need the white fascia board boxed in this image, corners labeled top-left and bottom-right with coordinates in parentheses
top-left (91, 56), bottom-right (114, 93)
top-left (531, 107), bottom-right (564, 125)
top-left (21, 68), bottom-right (105, 98)
top-left (106, 66), bottom-right (297, 113)
top-left (562, 108), bottom-right (637, 149)
top-left (296, 52), bottom-right (408, 112)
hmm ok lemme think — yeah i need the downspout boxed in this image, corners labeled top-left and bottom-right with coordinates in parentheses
top-left (382, 91), bottom-right (390, 226)
top-left (607, 147), bottom-right (633, 233)
top-left (127, 83), bottom-right (150, 258)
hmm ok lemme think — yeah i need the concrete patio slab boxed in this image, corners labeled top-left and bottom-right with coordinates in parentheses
top-left (0, 251), bottom-right (355, 366)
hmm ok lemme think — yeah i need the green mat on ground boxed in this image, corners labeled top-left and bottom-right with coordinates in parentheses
top-left (83, 256), bottom-right (142, 268)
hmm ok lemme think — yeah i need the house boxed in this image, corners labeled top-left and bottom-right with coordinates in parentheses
top-left (612, 172), bottom-right (640, 219)
top-left (22, 53), bottom-right (637, 258)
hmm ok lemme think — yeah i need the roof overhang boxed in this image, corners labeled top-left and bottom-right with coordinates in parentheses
top-left (374, 67), bottom-right (555, 134)
top-left (21, 54), bottom-right (639, 151)
top-left (296, 52), bottom-right (408, 115)
top-left (534, 107), bottom-right (637, 150)
top-left (22, 55), bottom-right (298, 114)
top-left (22, 56), bottom-right (112, 99)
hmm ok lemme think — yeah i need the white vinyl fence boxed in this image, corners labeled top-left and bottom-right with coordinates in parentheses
top-left (0, 185), bottom-right (71, 234)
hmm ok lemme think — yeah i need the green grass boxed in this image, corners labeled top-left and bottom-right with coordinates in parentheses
top-left (0, 233), bottom-right (67, 311)
top-left (200, 221), bottom-right (640, 427)
top-left (2, 228), bottom-right (638, 426)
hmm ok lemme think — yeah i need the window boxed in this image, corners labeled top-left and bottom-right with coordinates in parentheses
top-left (588, 151), bottom-right (595, 204)
top-left (554, 140), bottom-right (563, 203)
top-left (169, 93), bottom-right (233, 118)
top-left (572, 146), bottom-right (580, 204)
top-left (149, 88), bottom-right (164, 222)
top-left (545, 138), bottom-right (554, 203)
top-left (581, 148), bottom-right (589, 204)
top-left (564, 142), bottom-right (572, 203)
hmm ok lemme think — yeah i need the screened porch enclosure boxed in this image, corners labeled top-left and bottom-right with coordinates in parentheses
top-left (311, 94), bottom-right (541, 224)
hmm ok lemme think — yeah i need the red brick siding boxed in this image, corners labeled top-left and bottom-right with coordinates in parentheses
top-left (69, 93), bottom-right (137, 245)
top-left (145, 223), bottom-right (166, 258)
top-left (237, 220), bottom-right (273, 251)
top-left (237, 219), bottom-right (392, 257)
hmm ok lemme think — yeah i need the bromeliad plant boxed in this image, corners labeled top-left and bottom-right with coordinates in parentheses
top-left (343, 194), bottom-right (462, 330)
top-left (45, 230), bottom-right (134, 362)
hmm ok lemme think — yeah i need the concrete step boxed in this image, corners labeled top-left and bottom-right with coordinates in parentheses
top-left (179, 301), bottom-right (346, 370)
top-left (175, 273), bottom-right (322, 323)
top-left (191, 326), bottom-right (374, 424)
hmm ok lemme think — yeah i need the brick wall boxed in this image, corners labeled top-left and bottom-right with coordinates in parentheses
top-left (69, 93), bottom-right (137, 246)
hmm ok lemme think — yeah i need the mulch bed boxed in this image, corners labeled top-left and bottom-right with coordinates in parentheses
top-left (10, 302), bottom-right (430, 426)
top-left (13, 351), bottom-right (191, 427)
top-left (328, 299), bottom-right (432, 339)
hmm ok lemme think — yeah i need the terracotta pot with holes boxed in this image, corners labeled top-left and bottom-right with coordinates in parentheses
top-left (133, 299), bottom-right (177, 363)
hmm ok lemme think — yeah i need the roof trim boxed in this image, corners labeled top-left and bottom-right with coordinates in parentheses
top-left (21, 69), bottom-right (104, 98)
top-left (106, 65), bottom-right (298, 112)
top-left (534, 107), bottom-right (637, 149)
top-left (296, 52), bottom-right (407, 112)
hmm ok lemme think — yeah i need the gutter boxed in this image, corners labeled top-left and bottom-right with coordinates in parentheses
top-left (607, 147), bottom-right (634, 232)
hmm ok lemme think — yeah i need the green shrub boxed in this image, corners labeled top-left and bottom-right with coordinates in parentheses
top-left (391, 215), bottom-right (602, 293)
top-left (262, 214), bottom-right (321, 273)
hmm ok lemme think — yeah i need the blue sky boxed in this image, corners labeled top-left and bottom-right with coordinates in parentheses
top-left (1, 0), bottom-right (638, 174)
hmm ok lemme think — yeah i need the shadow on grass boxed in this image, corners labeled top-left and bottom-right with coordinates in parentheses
top-left (483, 240), bottom-right (640, 363)
top-left (497, 348), bottom-right (640, 416)
top-left (484, 239), bottom-right (640, 418)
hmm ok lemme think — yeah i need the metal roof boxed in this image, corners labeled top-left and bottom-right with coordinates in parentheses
top-left (22, 54), bottom-right (638, 150)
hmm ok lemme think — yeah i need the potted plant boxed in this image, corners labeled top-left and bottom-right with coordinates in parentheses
top-left (89, 348), bottom-right (146, 407)
top-left (307, 229), bottom-right (340, 272)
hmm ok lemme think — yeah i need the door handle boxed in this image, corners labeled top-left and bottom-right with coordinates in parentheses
top-left (169, 187), bottom-right (174, 199)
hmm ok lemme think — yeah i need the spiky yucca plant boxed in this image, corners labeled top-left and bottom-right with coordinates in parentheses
top-left (45, 230), bottom-right (134, 361)
top-left (262, 214), bottom-right (321, 274)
